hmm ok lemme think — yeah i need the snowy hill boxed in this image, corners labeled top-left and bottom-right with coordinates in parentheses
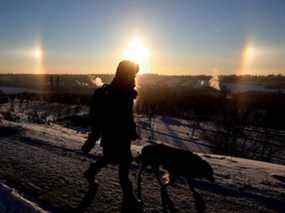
top-left (0, 120), bottom-right (284, 212)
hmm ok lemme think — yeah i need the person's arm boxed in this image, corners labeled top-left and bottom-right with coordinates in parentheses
top-left (129, 101), bottom-right (139, 141)
top-left (81, 91), bottom-right (102, 153)
top-left (81, 124), bottom-right (101, 154)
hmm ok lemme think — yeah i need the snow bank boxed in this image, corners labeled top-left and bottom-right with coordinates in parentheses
top-left (0, 182), bottom-right (49, 213)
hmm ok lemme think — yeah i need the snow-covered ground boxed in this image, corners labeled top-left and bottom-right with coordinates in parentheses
top-left (222, 83), bottom-right (285, 93)
top-left (136, 115), bottom-right (212, 154)
top-left (0, 120), bottom-right (284, 212)
top-left (1, 99), bottom-right (284, 164)
top-left (0, 100), bottom-right (212, 154)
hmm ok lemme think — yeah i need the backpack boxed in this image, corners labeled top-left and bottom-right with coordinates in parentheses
top-left (89, 84), bottom-right (110, 126)
top-left (81, 84), bottom-right (110, 153)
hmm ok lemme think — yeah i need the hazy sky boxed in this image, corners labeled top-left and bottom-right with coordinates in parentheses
top-left (0, 0), bottom-right (284, 75)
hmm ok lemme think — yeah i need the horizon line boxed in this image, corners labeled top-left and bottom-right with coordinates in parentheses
top-left (0, 73), bottom-right (284, 77)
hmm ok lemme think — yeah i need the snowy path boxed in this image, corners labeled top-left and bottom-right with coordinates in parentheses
top-left (0, 121), bottom-right (284, 212)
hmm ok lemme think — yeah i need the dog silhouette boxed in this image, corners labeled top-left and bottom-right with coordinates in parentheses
top-left (137, 143), bottom-right (215, 213)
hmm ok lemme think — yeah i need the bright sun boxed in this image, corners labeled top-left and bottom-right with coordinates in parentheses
top-left (123, 36), bottom-right (150, 73)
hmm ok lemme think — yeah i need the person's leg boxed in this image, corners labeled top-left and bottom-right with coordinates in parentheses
top-left (84, 156), bottom-right (110, 186)
top-left (89, 156), bottom-right (109, 174)
top-left (137, 163), bottom-right (146, 201)
top-left (119, 159), bottom-right (142, 212)
top-left (119, 160), bottom-right (133, 197)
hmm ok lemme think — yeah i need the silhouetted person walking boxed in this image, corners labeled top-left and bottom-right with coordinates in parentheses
top-left (81, 60), bottom-right (140, 211)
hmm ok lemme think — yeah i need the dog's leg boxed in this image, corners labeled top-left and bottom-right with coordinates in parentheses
top-left (137, 164), bottom-right (145, 201)
top-left (153, 166), bottom-right (177, 213)
top-left (160, 167), bottom-right (173, 186)
top-left (167, 169), bottom-right (174, 186)
top-left (187, 178), bottom-right (205, 213)
top-left (154, 166), bottom-right (168, 213)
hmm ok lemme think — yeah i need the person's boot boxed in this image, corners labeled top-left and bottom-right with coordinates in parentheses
top-left (83, 169), bottom-right (98, 189)
top-left (121, 191), bottom-right (143, 212)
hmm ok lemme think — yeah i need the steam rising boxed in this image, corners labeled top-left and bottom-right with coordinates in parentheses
top-left (95, 77), bottom-right (104, 87)
top-left (90, 76), bottom-right (104, 87)
top-left (209, 75), bottom-right (220, 91)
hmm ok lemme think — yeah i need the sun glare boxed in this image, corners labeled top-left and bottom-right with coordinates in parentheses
top-left (29, 43), bottom-right (45, 74)
top-left (123, 36), bottom-right (150, 73)
top-left (239, 43), bottom-right (258, 75)
top-left (244, 46), bottom-right (256, 64)
top-left (31, 46), bottom-right (44, 62)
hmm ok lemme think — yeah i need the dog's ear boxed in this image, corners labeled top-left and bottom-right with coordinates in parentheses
top-left (200, 159), bottom-right (215, 183)
top-left (206, 162), bottom-right (215, 183)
